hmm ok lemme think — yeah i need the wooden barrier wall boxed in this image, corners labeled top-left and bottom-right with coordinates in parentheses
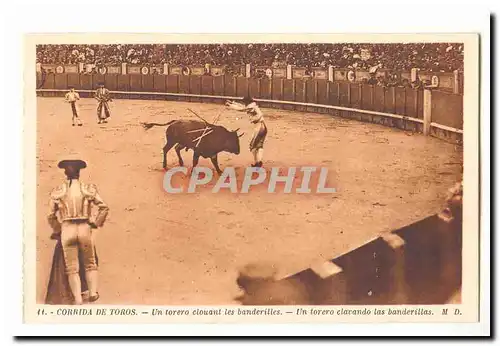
top-left (431, 91), bottom-right (464, 130)
top-left (37, 73), bottom-right (429, 120)
top-left (37, 73), bottom-right (464, 141)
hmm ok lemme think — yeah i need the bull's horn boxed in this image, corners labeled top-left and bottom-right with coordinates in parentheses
top-left (238, 132), bottom-right (245, 137)
top-left (234, 128), bottom-right (240, 132)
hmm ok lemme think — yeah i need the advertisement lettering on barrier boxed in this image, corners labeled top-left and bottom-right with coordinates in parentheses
top-left (35, 63), bottom-right (459, 94)
top-left (211, 66), bottom-right (224, 76)
top-left (190, 67), bottom-right (206, 76)
top-left (355, 70), bottom-right (370, 81)
top-left (292, 68), bottom-right (306, 79)
top-left (170, 66), bottom-right (182, 75)
top-left (431, 74), bottom-right (453, 89)
top-left (107, 66), bottom-right (121, 74)
top-left (64, 65), bottom-right (78, 73)
top-left (418, 73), bottom-right (452, 90)
top-left (149, 66), bottom-right (163, 75)
top-left (252, 67), bottom-right (268, 78)
top-left (442, 75), bottom-right (454, 89)
top-left (128, 66), bottom-right (141, 74)
top-left (273, 68), bottom-right (287, 78)
top-left (312, 69), bottom-right (327, 79)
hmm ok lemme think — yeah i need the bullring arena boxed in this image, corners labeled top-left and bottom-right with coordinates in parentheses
top-left (35, 95), bottom-right (462, 305)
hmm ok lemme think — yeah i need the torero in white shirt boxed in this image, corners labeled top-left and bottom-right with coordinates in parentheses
top-left (64, 87), bottom-right (82, 126)
top-left (226, 97), bottom-right (267, 167)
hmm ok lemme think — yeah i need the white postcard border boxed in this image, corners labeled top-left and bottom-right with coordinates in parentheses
top-left (4, 2), bottom-right (491, 337)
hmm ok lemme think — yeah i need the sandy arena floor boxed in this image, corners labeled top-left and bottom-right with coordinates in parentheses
top-left (35, 97), bottom-right (463, 305)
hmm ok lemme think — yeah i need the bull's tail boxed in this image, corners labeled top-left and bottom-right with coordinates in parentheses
top-left (141, 120), bottom-right (177, 131)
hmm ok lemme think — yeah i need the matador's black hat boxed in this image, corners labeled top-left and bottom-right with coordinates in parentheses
top-left (58, 159), bottom-right (87, 170)
top-left (98, 82), bottom-right (105, 87)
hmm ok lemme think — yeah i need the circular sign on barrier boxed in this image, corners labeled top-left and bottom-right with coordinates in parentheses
top-left (98, 66), bottom-right (107, 75)
top-left (141, 66), bottom-right (149, 75)
top-left (265, 68), bottom-right (273, 78)
top-left (431, 75), bottom-right (440, 87)
top-left (56, 66), bottom-right (64, 74)
top-left (347, 70), bottom-right (356, 82)
top-left (182, 66), bottom-right (191, 76)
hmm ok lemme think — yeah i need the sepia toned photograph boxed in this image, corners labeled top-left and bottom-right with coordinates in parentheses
top-left (22, 33), bottom-right (481, 326)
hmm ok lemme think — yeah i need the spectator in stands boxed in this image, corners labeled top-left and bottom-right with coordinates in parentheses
top-left (401, 79), bottom-right (411, 89)
top-left (367, 73), bottom-right (377, 85)
top-left (36, 43), bottom-right (464, 75)
top-left (411, 78), bottom-right (424, 90)
top-left (376, 76), bottom-right (386, 87)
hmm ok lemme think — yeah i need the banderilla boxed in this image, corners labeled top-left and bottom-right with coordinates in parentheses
top-left (192, 129), bottom-right (214, 143)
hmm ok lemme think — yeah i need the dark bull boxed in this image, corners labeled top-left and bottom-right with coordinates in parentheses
top-left (141, 120), bottom-right (244, 174)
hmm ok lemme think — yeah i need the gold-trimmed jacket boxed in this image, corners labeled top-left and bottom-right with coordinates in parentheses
top-left (47, 180), bottom-right (109, 231)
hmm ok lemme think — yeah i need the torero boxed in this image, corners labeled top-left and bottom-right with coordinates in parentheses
top-left (47, 158), bottom-right (109, 304)
top-left (64, 86), bottom-right (83, 126)
top-left (95, 82), bottom-right (112, 124)
top-left (226, 97), bottom-right (268, 167)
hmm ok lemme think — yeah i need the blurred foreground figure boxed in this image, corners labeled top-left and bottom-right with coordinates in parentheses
top-left (439, 181), bottom-right (463, 223)
top-left (440, 181), bottom-right (463, 304)
top-left (235, 181), bottom-right (464, 306)
top-left (235, 263), bottom-right (311, 305)
top-left (45, 158), bottom-right (109, 305)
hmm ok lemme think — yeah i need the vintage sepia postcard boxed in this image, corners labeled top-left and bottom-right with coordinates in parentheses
top-left (22, 32), bottom-right (482, 332)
